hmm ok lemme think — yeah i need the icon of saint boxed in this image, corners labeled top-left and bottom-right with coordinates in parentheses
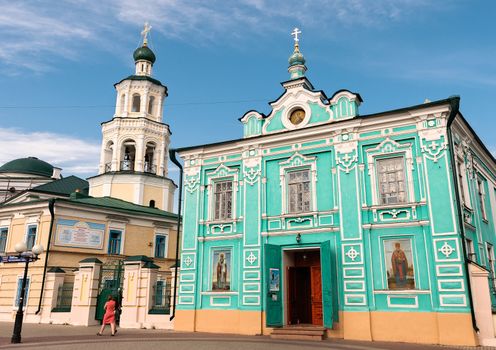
top-left (391, 242), bottom-right (408, 288)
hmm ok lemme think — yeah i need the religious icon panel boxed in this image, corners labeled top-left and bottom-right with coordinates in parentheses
top-left (212, 249), bottom-right (231, 291)
top-left (384, 238), bottom-right (415, 290)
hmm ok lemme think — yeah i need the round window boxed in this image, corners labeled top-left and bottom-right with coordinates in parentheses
top-left (289, 108), bottom-right (305, 125)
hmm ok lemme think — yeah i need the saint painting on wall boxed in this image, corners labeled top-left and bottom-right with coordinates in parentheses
top-left (212, 249), bottom-right (231, 291)
top-left (384, 239), bottom-right (415, 290)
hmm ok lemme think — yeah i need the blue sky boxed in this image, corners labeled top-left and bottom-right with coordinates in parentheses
top-left (0, 0), bottom-right (495, 178)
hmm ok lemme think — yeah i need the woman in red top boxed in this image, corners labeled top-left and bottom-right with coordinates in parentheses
top-left (97, 295), bottom-right (117, 336)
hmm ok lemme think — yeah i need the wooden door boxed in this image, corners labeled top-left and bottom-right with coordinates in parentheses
top-left (288, 267), bottom-right (311, 325)
top-left (310, 265), bottom-right (323, 325)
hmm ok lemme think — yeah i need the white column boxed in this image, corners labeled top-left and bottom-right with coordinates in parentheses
top-left (98, 139), bottom-right (107, 174)
top-left (135, 135), bottom-right (145, 172)
top-left (111, 137), bottom-right (120, 171)
top-left (157, 96), bottom-right (164, 122)
top-left (142, 91), bottom-right (149, 118)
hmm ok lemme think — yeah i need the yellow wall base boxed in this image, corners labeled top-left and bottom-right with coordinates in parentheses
top-left (176, 309), bottom-right (478, 346)
top-left (175, 309), bottom-right (264, 335)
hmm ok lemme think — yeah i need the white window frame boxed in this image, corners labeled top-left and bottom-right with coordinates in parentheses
top-left (0, 226), bottom-right (8, 254)
top-left (286, 168), bottom-right (312, 214)
top-left (477, 175), bottom-right (487, 221)
top-left (486, 243), bottom-right (496, 290)
top-left (456, 158), bottom-right (471, 207)
top-left (153, 232), bottom-right (169, 259)
top-left (25, 224), bottom-right (38, 251)
top-left (366, 139), bottom-right (414, 206)
top-left (212, 180), bottom-right (234, 221)
top-left (13, 275), bottom-right (31, 310)
top-left (465, 238), bottom-right (476, 262)
top-left (206, 164), bottom-right (239, 223)
top-left (375, 156), bottom-right (408, 206)
top-left (279, 153), bottom-right (317, 214)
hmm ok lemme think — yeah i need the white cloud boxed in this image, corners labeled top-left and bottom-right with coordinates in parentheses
top-left (0, 128), bottom-right (100, 178)
top-left (0, 0), bottom-right (438, 72)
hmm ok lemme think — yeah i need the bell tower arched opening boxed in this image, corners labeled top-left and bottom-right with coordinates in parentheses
top-left (144, 142), bottom-right (156, 174)
top-left (121, 140), bottom-right (136, 171)
top-left (104, 141), bottom-right (114, 172)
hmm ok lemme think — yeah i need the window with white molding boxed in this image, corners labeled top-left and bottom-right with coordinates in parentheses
top-left (465, 238), bottom-right (476, 262)
top-left (0, 227), bottom-right (7, 253)
top-left (213, 180), bottom-right (233, 220)
top-left (14, 276), bottom-right (30, 310)
top-left (279, 153), bottom-right (317, 214)
top-left (366, 139), bottom-right (415, 206)
top-left (487, 243), bottom-right (496, 290)
top-left (477, 176), bottom-right (487, 220)
top-left (287, 169), bottom-right (311, 213)
top-left (154, 233), bottom-right (168, 258)
top-left (376, 157), bottom-right (407, 205)
top-left (25, 225), bottom-right (37, 250)
top-left (108, 229), bottom-right (122, 255)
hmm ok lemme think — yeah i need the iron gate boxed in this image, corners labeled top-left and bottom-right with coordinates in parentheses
top-left (95, 259), bottom-right (123, 323)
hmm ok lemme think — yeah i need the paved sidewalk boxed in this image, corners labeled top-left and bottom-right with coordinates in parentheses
top-left (0, 322), bottom-right (489, 350)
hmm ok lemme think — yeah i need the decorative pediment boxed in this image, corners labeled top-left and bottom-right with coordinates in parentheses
top-left (209, 164), bottom-right (239, 179)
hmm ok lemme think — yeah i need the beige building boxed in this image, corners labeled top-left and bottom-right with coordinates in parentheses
top-left (0, 175), bottom-right (178, 328)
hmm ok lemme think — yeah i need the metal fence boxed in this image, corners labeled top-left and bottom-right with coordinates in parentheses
top-left (150, 279), bottom-right (171, 314)
top-left (53, 283), bottom-right (74, 312)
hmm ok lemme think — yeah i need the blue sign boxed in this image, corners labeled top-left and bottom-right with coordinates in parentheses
top-left (1, 256), bottom-right (28, 263)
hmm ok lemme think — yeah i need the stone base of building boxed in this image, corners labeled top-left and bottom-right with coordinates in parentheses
top-left (175, 309), bottom-right (479, 346)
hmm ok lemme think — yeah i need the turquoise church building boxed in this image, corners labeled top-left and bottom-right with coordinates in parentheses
top-left (173, 32), bottom-right (496, 346)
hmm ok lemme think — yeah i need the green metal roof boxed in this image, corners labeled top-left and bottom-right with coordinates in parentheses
top-left (0, 157), bottom-right (54, 177)
top-left (32, 175), bottom-right (89, 196)
top-left (63, 192), bottom-right (178, 220)
top-left (79, 257), bottom-right (102, 264)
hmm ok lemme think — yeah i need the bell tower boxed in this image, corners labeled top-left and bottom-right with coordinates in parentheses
top-left (88, 23), bottom-right (176, 211)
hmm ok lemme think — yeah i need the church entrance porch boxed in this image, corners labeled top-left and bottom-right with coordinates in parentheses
top-left (265, 241), bottom-right (332, 330)
top-left (286, 249), bottom-right (322, 326)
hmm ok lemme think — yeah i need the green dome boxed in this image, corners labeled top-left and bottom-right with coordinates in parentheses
top-left (289, 49), bottom-right (305, 66)
top-left (0, 157), bottom-right (54, 177)
top-left (133, 45), bottom-right (156, 64)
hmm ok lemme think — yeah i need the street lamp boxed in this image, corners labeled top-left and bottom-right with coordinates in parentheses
top-left (11, 242), bottom-right (44, 344)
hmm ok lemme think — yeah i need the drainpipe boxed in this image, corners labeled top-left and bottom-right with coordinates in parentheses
top-left (446, 96), bottom-right (479, 332)
top-left (36, 198), bottom-right (56, 315)
top-left (169, 149), bottom-right (183, 321)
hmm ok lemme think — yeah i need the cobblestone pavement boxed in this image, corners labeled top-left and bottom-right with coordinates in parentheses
top-left (0, 323), bottom-right (493, 350)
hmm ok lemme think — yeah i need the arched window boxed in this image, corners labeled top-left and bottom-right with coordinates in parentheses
top-left (132, 94), bottom-right (141, 112)
top-left (149, 200), bottom-right (156, 208)
top-left (120, 94), bottom-right (126, 114)
top-left (148, 96), bottom-right (155, 115)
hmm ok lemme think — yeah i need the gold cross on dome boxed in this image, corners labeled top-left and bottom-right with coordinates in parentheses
top-left (141, 22), bottom-right (152, 45)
